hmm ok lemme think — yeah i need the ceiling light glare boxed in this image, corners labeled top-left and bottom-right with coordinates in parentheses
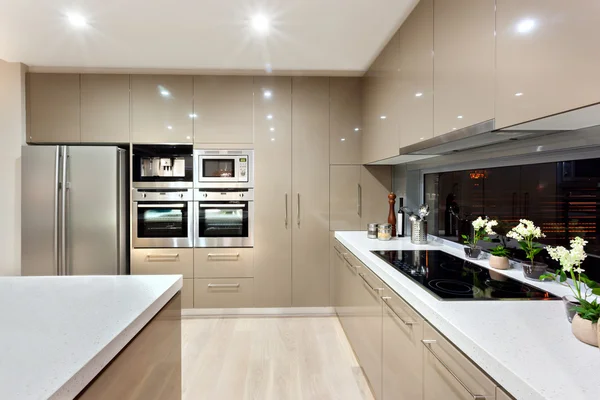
top-left (67, 13), bottom-right (87, 28)
top-left (251, 14), bottom-right (270, 33)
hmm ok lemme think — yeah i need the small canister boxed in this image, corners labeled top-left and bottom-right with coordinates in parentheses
top-left (378, 223), bottom-right (393, 241)
top-left (367, 223), bottom-right (379, 239)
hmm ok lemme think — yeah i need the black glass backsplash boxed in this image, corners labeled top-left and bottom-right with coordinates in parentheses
top-left (424, 158), bottom-right (600, 281)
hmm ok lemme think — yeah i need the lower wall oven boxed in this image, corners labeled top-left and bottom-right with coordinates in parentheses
top-left (195, 189), bottom-right (254, 247)
top-left (133, 189), bottom-right (194, 248)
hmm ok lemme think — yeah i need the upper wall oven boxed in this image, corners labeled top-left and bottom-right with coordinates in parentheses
top-left (133, 144), bottom-right (193, 188)
top-left (194, 149), bottom-right (254, 188)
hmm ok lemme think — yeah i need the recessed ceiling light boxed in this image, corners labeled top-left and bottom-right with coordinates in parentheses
top-left (515, 92), bottom-right (523, 97)
top-left (269, 127), bottom-right (275, 132)
top-left (354, 127), bottom-right (360, 131)
top-left (516, 19), bottom-right (536, 34)
top-left (251, 14), bottom-right (270, 33)
top-left (457, 115), bottom-right (463, 119)
top-left (415, 92), bottom-right (423, 97)
top-left (266, 114), bottom-right (273, 120)
top-left (380, 115), bottom-right (387, 119)
top-left (167, 125), bottom-right (173, 130)
top-left (189, 113), bottom-right (198, 118)
top-left (263, 90), bottom-right (272, 99)
top-left (67, 13), bottom-right (87, 28)
top-left (341, 138), bottom-right (346, 141)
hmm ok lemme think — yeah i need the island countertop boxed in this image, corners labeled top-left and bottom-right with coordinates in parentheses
top-left (0, 275), bottom-right (182, 400)
top-left (335, 231), bottom-right (600, 400)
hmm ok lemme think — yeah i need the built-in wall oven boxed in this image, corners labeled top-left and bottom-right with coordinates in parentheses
top-left (133, 144), bottom-right (193, 188)
top-left (194, 149), bottom-right (254, 188)
top-left (195, 189), bottom-right (254, 247)
top-left (133, 189), bottom-right (194, 248)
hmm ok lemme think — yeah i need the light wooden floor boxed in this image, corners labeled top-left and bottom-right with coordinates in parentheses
top-left (182, 317), bottom-right (375, 400)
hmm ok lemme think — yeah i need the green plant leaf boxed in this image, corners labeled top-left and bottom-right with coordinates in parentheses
top-left (461, 235), bottom-right (469, 240)
top-left (559, 270), bottom-right (567, 283)
top-left (592, 288), bottom-right (600, 296)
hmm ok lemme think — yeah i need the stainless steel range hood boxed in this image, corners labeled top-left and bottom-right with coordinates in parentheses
top-left (396, 103), bottom-right (600, 158)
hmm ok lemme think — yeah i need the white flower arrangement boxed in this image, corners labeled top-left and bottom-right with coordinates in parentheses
top-left (546, 237), bottom-right (587, 274)
top-left (506, 219), bottom-right (545, 266)
top-left (462, 217), bottom-right (497, 248)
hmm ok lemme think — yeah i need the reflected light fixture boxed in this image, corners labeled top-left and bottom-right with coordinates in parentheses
top-left (457, 115), bottom-right (463, 119)
top-left (271, 138), bottom-right (275, 141)
top-left (167, 125), bottom-right (173, 130)
top-left (252, 14), bottom-right (270, 33)
top-left (266, 114), bottom-right (273, 120)
top-left (189, 113), bottom-right (198, 118)
top-left (67, 12), bottom-right (87, 27)
top-left (515, 92), bottom-right (523, 97)
top-left (354, 127), bottom-right (360, 131)
top-left (517, 19), bottom-right (536, 34)
top-left (270, 127), bottom-right (275, 132)
top-left (263, 90), bottom-right (272, 99)
top-left (415, 92), bottom-right (423, 97)
top-left (160, 89), bottom-right (170, 97)
top-left (380, 115), bottom-right (387, 119)
top-left (341, 138), bottom-right (346, 142)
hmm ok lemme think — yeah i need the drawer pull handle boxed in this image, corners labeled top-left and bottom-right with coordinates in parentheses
top-left (382, 297), bottom-right (415, 326)
top-left (343, 255), bottom-right (360, 271)
top-left (358, 272), bottom-right (383, 292)
top-left (146, 254), bottom-right (179, 261)
top-left (207, 253), bottom-right (240, 259)
top-left (207, 283), bottom-right (240, 288)
top-left (422, 340), bottom-right (488, 400)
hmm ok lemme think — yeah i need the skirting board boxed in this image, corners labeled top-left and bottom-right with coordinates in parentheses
top-left (182, 307), bottom-right (336, 319)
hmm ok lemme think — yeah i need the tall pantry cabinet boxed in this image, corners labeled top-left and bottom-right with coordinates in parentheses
top-left (253, 77), bottom-right (331, 307)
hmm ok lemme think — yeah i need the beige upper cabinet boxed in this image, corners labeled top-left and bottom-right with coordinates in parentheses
top-left (194, 76), bottom-right (254, 144)
top-left (362, 31), bottom-right (401, 164)
top-left (81, 74), bottom-right (130, 143)
top-left (398, 0), bottom-right (434, 147)
top-left (27, 73), bottom-right (80, 143)
top-left (330, 165), bottom-right (361, 231)
top-left (330, 77), bottom-right (362, 164)
top-left (131, 75), bottom-right (193, 143)
top-left (433, 0), bottom-right (495, 136)
top-left (252, 76), bottom-right (292, 307)
top-left (360, 166), bottom-right (392, 227)
top-left (291, 77), bottom-right (330, 307)
top-left (496, 1), bottom-right (600, 129)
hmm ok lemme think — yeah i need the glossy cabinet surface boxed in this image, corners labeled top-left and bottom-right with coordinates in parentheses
top-left (194, 278), bottom-right (254, 308)
top-left (27, 73), bottom-right (80, 143)
top-left (397, 0), bottom-right (434, 147)
top-left (330, 165), bottom-right (361, 231)
top-left (382, 285), bottom-right (424, 400)
top-left (495, 0), bottom-right (600, 128)
top-left (131, 75), bottom-right (193, 143)
top-left (253, 77), bottom-right (293, 307)
top-left (81, 74), bottom-right (130, 143)
top-left (131, 248), bottom-right (194, 279)
top-left (362, 31), bottom-right (401, 164)
top-left (193, 248), bottom-right (254, 278)
top-left (423, 322), bottom-right (496, 400)
top-left (433, 0), bottom-right (495, 136)
top-left (360, 166), bottom-right (392, 227)
top-left (182, 279), bottom-right (194, 309)
top-left (496, 387), bottom-right (514, 400)
top-left (291, 77), bottom-right (330, 307)
top-left (194, 76), bottom-right (254, 144)
top-left (330, 77), bottom-right (362, 164)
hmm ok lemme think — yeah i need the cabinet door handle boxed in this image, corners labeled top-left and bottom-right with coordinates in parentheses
top-left (207, 283), bottom-right (240, 288)
top-left (343, 255), bottom-right (360, 271)
top-left (357, 183), bottom-right (362, 217)
top-left (358, 272), bottom-right (383, 292)
top-left (207, 253), bottom-right (240, 259)
top-left (422, 340), bottom-right (488, 400)
top-left (285, 193), bottom-right (288, 227)
top-left (297, 193), bottom-right (301, 227)
top-left (146, 254), bottom-right (180, 261)
top-left (382, 296), bottom-right (415, 326)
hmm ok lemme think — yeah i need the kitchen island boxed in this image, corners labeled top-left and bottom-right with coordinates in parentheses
top-left (0, 275), bottom-right (182, 400)
top-left (335, 231), bottom-right (600, 400)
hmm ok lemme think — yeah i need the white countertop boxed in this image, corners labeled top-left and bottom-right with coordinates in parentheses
top-left (335, 231), bottom-right (600, 400)
top-left (0, 275), bottom-right (182, 400)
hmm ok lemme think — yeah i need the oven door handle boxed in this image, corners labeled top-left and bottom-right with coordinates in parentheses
top-left (199, 204), bottom-right (246, 208)
top-left (137, 203), bottom-right (186, 208)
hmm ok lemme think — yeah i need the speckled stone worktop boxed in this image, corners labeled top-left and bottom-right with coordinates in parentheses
top-left (0, 275), bottom-right (182, 400)
top-left (335, 231), bottom-right (600, 400)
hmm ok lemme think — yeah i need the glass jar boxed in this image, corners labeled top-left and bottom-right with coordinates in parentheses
top-left (367, 223), bottom-right (378, 239)
top-left (378, 223), bottom-right (392, 241)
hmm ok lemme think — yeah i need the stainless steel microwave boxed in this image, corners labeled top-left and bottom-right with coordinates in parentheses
top-left (194, 149), bottom-right (254, 188)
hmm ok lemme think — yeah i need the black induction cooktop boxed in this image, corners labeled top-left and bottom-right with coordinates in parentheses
top-left (371, 250), bottom-right (559, 301)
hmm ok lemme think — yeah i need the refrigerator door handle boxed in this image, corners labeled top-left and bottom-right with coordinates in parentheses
top-left (53, 147), bottom-right (60, 275)
top-left (60, 146), bottom-right (68, 276)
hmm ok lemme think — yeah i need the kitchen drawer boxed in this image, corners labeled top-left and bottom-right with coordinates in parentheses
top-left (423, 322), bottom-right (496, 400)
top-left (182, 278), bottom-right (194, 309)
top-left (193, 278), bottom-right (254, 308)
top-left (131, 248), bottom-right (194, 279)
top-left (193, 248), bottom-right (254, 278)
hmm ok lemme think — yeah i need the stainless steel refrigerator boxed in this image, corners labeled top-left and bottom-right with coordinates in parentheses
top-left (21, 146), bottom-right (128, 276)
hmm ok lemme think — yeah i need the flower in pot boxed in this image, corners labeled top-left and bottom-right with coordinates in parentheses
top-left (489, 245), bottom-right (510, 270)
top-left (505, 219), bottom-right (546, 280)
top-left (461, 217), bottom-right (496, 259)
top-left (541, 237), bottom-right (600, 345)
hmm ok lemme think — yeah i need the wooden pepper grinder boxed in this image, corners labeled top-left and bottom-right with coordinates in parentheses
top-left (388, 193), bottom-right (397, 237)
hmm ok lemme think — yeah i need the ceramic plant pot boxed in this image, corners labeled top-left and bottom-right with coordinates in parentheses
top-left (464, 246), bottom-right (482, 259)
top-left (521, 261), bottom-right (548, 281)
top-left (562, 295), bottom-right (580, 324)
top-left (489, 255), bottom-right (510, 270)
top-left (572, 314), bottom-right (598, 347)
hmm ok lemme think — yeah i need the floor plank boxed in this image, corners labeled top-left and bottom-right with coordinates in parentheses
top-left (182, 317), bottom-right (374, 400)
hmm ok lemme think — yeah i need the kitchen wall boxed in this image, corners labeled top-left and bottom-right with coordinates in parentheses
top-left (0, 60), bottom-right (27, 276)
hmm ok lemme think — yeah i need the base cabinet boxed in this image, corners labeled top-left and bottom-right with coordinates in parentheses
top-left (193, 278), bottom-right (254, 308)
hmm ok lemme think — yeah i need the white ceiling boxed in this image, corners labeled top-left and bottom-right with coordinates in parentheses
top-left (0, 0), bottom-right (418, 75)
